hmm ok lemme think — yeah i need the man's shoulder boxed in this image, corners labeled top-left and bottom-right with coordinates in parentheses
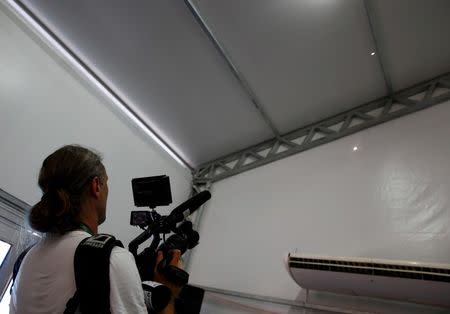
top-left (74, 233), bottom-right (136, 267)
top-left (111, 245), bottom-right (135, 262)
top-left (109, 245), bottom-right (141, 281)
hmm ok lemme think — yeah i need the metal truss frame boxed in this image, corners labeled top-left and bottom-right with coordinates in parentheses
top-left (194, 73), bottom-right (450, 184)
top-left (183, 180), bottom-right (211, 270)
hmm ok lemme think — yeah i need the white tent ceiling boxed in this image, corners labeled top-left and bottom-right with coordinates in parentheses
top-left (18, 0), bottom-right (450, 168)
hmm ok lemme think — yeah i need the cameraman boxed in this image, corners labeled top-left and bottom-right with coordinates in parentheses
top-left (10, 145), bottom-right (182, 314)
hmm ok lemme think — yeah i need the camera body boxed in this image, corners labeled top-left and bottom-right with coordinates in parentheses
top-left (128, 176), bottom-right (203, 285)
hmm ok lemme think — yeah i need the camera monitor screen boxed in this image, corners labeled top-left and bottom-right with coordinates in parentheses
top-left (132, 175), bottom-right (172, 208)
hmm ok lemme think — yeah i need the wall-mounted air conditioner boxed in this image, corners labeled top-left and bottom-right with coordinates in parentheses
top-left (287, 253), bottom-right (450, 307)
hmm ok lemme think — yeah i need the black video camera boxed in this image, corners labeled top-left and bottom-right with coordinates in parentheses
top-left (128, 175), bottom-right (210, 286)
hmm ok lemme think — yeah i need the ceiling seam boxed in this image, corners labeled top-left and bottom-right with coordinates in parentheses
top-left (363, 0), bottom-right (394, 95)
top-left (183, 0), bottom-right (281, 138)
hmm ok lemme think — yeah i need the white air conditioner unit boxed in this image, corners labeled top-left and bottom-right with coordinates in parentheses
top-left (287, 253), bottom-right (450, 307)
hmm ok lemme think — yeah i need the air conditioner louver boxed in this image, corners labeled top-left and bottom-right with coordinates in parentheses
top-left (287, 253), bottom-right (450, 307)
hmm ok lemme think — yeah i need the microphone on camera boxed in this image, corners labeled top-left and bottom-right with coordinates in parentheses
top-left (165, 191), bottom-right (211, 225)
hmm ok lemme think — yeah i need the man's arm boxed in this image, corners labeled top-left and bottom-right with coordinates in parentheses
top-left (109, 247), bottom-right (148, 314)
top-left (153, 250), bottom-right (183, 314)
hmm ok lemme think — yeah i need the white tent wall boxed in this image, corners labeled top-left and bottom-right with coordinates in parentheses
top-left (0, 5), bottom-right (191, 246)
top-left (188, 100), bottom-right (450, 313)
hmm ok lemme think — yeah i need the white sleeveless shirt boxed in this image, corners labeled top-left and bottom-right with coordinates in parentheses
top-left (10, 230), bottom-right (147, 314)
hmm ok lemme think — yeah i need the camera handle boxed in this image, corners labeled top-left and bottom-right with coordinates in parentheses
top-left (129, 209), bottom-right (164, 258)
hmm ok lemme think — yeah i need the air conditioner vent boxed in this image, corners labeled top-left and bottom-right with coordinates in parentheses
top-left (287, 253), bottom-right (450, 307)
top-left (289, 257), bottom-right (450, 282)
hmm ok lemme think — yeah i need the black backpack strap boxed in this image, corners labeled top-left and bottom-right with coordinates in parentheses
top-left (64, 290), bottom-right (80, 314)
top-left (64, 234), bottom-right (123, 314)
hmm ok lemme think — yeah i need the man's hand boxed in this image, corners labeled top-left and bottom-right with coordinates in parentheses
top-left (153, 249), bottom-right (183, 299)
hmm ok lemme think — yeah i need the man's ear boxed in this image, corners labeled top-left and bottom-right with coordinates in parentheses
top-left (88, 176), bottom-right (101, 199)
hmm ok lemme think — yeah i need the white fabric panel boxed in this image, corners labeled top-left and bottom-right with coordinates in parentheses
top-left (18, 0), bottom-right (274, 166)
top-left (201, 292), bottom-right (336, 314)
top-left (0, 6), bottom-right (191, 246)
top-left (200, 291), bottom-right (448, 314)
top-left (194, 0), bottom-right (387, 133)
top-left (189, 101), bottom-right (450, 308)
top-left (369, 0), bottom-right (450, 90)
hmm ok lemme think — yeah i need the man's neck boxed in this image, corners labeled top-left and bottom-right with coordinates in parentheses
top-left (78, 204), bottom-right (99, 235)
top-left (79, 221), bottom-right (97, 235)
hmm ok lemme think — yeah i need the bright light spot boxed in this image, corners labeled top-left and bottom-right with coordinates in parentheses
top-left (0, 241), bottom-right (11, 267)
top-left (353, 146), bottom-right (358, 151)
top-left (0, 280), bottom-right (13, 312)
top-left (371, 52), bottom-right (376, 56)
top-left (32, 232), bottom-right (42, 237)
